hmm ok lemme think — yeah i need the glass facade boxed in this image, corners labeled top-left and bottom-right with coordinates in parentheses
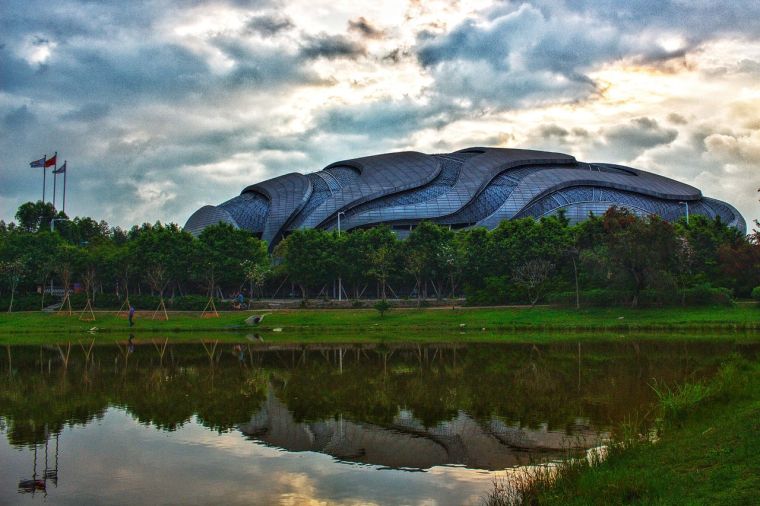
top-left (184, 147), bottom-right (746, 248)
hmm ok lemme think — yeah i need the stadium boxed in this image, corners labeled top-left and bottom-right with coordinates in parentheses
top-left (184, 147), bottom-right (746, 248)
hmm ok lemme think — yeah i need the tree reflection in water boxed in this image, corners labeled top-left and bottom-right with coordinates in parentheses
top-left (1, 340), bottom-right (755, 471)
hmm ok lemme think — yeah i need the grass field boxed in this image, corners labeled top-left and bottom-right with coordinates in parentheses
top-left (0, 305), bottom-right (758, 344)
top-left (486, 356), bottom-right (760, 505)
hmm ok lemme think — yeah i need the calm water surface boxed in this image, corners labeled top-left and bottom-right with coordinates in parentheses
top-left (1, 339), bottom-right (756, 505)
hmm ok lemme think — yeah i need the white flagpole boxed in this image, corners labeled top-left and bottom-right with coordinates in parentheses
top-left (42, 155), bottom-right (47, 203)
top-left (63, 161), bottom-right (67, 214)
top-left (53, 159), bottom-right (58, 209)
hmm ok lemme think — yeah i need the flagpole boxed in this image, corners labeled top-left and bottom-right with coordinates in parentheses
top-left (53, 160), bottom-right (58, 209)
top-left (42, 156), bottom-right (47, 203)
top-left (63, 162), bottom-right (67, 214)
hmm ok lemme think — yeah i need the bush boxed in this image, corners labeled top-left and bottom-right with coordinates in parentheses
top-left (0, 294), bottom-right (45, 311)
top-left (546, 285), bottom-right (733, 307)
top-left (546, 289), bottom-right (629, 307)
top-left (752, 286), bottom-right (760, 303)
top-left (683, 283), bottom-right (733, 306)
top-left (374, 299), bottom-right (390, 318)
top-left (170, 295), bottom-right (218, 311)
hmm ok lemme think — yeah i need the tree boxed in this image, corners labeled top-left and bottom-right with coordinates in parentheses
top-left (513, 259), bottom-right (555, 306)
top-left (1, 258), bottom-right (27, 312)
top-left (198, 224), bottom-right (268, 296)
top-left (366, 226), bottom-right (398, 300)
top-left (242, 258), bottom-right (271, 300)
top-left (274, 229), bottom-right (338, 299)
top-left (374, 299), bottom-right (390, 318)
top-left (131, 222), bottom-right (195, 298)
top-left (602, 208), bottom-right (678, 307)
top-left (14, 201), bottom-right (57, 232)
top-left (403, 221), bottom-right (453, 300)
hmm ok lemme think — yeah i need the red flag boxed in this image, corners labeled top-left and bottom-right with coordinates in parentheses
top-left (44, 154), bottom-right (57, 168)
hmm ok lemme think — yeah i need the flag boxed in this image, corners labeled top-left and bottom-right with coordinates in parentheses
top-left (30, 157), bottom-right (45, 168)
top-left (44, 154), bottom-right (57, 168)
top-left (53, 161), bottom-right (66, 174)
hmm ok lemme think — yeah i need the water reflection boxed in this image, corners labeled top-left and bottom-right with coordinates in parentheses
top-left (0, 339), bottom-right (756, 505)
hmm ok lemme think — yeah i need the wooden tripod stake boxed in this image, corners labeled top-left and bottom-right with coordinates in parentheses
top-left (58, 292), bottom-right (72, 316)
top-left (79, 299), bottom-right (96, 321)
top-left (152, 298), bottom-right (169, 320)
top-left (201, 296), bottom-right (219, 318)
top-left (116, 297), bottom-right (131, 318)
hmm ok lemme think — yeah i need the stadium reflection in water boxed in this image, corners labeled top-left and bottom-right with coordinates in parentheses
top-left (1, 340), bottom-right (755, 505)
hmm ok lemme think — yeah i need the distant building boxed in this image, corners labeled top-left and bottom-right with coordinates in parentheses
top-left (185, 147), bottom-right (745, 248)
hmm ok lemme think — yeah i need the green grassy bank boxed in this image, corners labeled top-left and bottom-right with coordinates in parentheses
top-left (487, 356), bottom-right (760, 505)
top-left (0, 305), bottom-right (757, 344)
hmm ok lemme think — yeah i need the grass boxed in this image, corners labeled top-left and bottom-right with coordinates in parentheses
top-left (483, 356), bottom-right (760, 505)
top-left (0, 304), bottom-right (758, 339)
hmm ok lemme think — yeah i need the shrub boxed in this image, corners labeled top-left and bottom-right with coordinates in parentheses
top-left (546, 285), bottom-right (733, 307)
top-left (0, 294), bottom-right (44, 311)
top-left (170, 295), bottom-right (217, 311)
top-left (683, 283), bottom-right (733, 306)
top-left (546, 289), bottom-right (629, 307)
top-left (374, 299), bottom-right (390, 318)
top-left (752, 286), bottom-right (760, 303)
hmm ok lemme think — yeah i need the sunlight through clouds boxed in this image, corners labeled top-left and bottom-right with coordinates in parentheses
top-left (1, 0), bottom-right (758, 227)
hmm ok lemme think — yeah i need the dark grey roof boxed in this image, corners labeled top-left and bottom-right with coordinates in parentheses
top-left (184, 147), bottom-right (746, 246)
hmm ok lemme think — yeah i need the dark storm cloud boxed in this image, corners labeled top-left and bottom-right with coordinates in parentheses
top-left (246, 14), bottom-right (295, 36)
top-left (347, 17), bottom-right (385, 39)
top-left (667, 113), bottom-right (688, 125)
top-left (2, 105), bottom-right (37, 135)
top-left (604, 118), bottom-right (678, 149)
top-left (210, 35), bottom-right (326, 86)
top-left (593, 117), bottom-right (679, 161)
top-left (300, 33), bottom-right (366, 59)
top-left (538, 124), bottom-right (570, 139)
top-left (415, 1), bottom-right (760, 109)
top-left (60, 103), bottom-right (111, 122)
top-left (313, 98), bottom-right (465, 139)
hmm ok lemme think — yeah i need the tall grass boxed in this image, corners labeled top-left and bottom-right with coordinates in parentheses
top-left (482, 447), bottom-right (608, 506)
top-left (483, 356), bottom-right (752, 505)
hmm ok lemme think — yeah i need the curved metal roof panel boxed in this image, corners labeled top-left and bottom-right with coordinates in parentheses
top-left (184, 146), bottom-right (746, 243)
top-left (246, 172), bottom-right (312, 244)
top-left (338, 148), bottom-right (576, 230)
top-left (477, 165), bottom-right (702, 229)
top-left (299, 151), bottom-right (441, 230)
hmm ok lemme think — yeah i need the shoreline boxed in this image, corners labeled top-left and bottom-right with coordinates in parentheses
top-left (1, 306), bottom-right (758, 344)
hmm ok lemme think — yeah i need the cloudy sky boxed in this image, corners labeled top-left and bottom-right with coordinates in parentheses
top-left (2, 0), bottom-right (759, 228)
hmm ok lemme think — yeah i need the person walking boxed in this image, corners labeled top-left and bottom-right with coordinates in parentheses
top-left (128, 304), bottom-right (136, 327)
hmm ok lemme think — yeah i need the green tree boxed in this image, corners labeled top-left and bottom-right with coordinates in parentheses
top-left (274, 229), bottom-right (338, 299)
top-left (602, 208), bottom-right (679, 306)
top-left (198, 223), bottom-right (269, 297)
top-left (1, 257), bottom-right (27, 311)
top-left (366, 225), bottom-right (399, 300)
top-left (14, 201), bottom-right (57, 232)
top-left (403, 221), bottom-right (453, 300)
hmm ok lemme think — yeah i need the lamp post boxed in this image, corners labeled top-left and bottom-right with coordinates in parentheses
top-left (337, 212), bottom-right (345, 302)
top-left (678, 201), bottom-right (689, 225)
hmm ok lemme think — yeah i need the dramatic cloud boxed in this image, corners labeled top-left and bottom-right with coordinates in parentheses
top-left (348, 17), bottom-right (385, 39)
top-left (1, 0), bottom-right (758, 228)
top-left (246, 14), bottom-right (295, 36)
top-left (299, 33), bottom-right (366, 59)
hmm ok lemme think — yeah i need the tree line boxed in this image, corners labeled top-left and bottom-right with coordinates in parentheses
top-left (1, 200), bottom-right (759, 311)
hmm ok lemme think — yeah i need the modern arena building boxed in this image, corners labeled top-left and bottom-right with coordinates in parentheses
top-left (184, 147), bottom-right (746, 248)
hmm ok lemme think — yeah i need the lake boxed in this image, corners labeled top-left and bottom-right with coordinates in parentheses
top-left (1, 338), bottom-right (756, 505)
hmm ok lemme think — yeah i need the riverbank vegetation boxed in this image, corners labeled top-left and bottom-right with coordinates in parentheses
top-left (1, 201), bottom-right (759, 313)
top-left (484, 356), bottom-right (760, 505)
top-left (1, 306), bottom-right (759, 344)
